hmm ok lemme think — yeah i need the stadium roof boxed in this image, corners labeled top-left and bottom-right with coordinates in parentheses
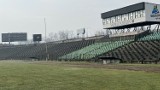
top-left (101, 2), bottom-right (145, 19)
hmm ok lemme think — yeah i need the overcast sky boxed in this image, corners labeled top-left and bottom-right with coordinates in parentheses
top-left (0, 0), bottom-right (160, 41)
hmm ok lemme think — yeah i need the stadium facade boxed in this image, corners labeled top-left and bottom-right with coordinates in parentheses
top-left (101, 2), bottom-right (160, 29)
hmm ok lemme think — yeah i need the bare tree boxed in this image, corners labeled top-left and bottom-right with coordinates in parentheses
top-left (45, 32), bottom-right (60, 42)
top-left (48, 32), bottom-right (54, 41)
top-left (95, 30), bottom-right (105, 36)
top-left (23, 39), bottom-right (34, 45)
top-left (58, 30), bottom-right (69, 40)
top-left (53, 33), bottom-right (58, 41)
top-left (46, 32), bottom-right (54, 42)
top-left (68, 30), bottom-right (75, 39)
top-left (46, 30), bottom-right (76, 42)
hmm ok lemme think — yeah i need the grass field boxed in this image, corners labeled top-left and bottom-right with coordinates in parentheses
top-left (0, 61), bottom-right (160, 90)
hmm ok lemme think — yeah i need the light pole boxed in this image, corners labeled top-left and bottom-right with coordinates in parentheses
top-left (44, 18), bottom-right (48, 61)
top-left (8, 33), bottom-right (11, 46)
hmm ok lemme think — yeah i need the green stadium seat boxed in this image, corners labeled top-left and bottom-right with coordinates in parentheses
top-left (59, 40), bottom-right (133, 60)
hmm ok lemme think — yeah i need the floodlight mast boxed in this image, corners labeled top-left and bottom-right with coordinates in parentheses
top-left (44, 18), bottom-right (48, 61)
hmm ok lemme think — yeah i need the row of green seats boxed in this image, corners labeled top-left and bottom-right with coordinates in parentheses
top-left (79, 40), bottom-right (131, 59)
top-left (59, 40), bottom-right (132, 60)
top-left (139, 32), bottom-right (160, 41)
top-left (59, 42), bottom-right (106, 60)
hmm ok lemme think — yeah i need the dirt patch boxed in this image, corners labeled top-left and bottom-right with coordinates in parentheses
top-left (31, 61), bottom-right (160, 73)
top-left (64, 63), bottom-right (160, 73)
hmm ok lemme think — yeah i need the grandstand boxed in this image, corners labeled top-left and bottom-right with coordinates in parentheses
top-left (104, 40), bottom-right (160, 63)
top-left (0, 39), bottom-right (95, 60)
top-left (0, 29), bottom-right (159, 64)
top-left (0, 2), bottom-right (159, 64)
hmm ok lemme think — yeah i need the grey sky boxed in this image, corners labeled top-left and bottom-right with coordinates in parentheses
top-left (0, 0), bottom-right (159, 41)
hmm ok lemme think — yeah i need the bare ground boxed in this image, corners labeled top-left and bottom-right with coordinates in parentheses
top-left (32, 61), bottom-right (160, 73)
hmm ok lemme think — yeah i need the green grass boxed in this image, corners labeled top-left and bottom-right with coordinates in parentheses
top-left (0, 61), bottom-right (160, 90)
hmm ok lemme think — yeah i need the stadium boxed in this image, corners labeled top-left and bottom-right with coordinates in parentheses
top-left (0, 2), bottom-right (159, 64)
top-left (0, 2), bottom-right (160, 90)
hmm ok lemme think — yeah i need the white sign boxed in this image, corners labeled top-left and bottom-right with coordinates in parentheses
top-left (145, 3), bottom-right (160, 22)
